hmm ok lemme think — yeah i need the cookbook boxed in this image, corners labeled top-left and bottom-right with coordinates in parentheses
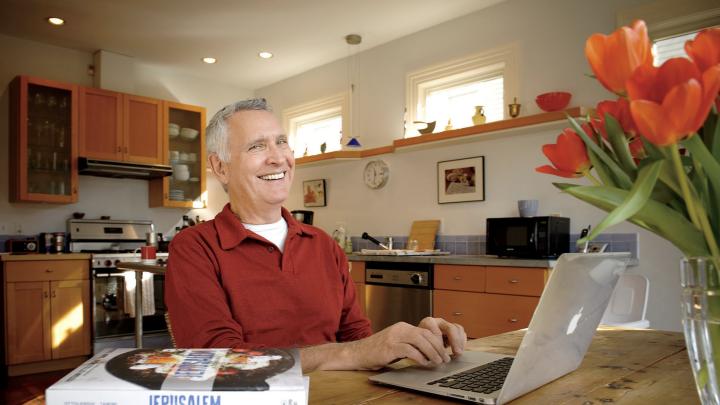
top-left (46, 347), bottom-right (308, 405)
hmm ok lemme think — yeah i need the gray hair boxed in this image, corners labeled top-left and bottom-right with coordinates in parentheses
top-left (206, 98), bottom-right (272, 162)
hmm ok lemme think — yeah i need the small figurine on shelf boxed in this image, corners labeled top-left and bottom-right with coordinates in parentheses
top-left (472, 106), bottom-right (486, 125)
top-left (444, 119), bottom-right (453, 131)
top-left (320, 142), bottom-right (327, 153)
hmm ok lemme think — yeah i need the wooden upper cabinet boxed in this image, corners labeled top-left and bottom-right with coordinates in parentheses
top-left (124, 95), bottom-right (163, 164)
top-left (79, 87), bottom-right (123, 160)
top-left (78, 88), bottom-right (163, 164)
top-left (9, 75), bottom-right (79, 204)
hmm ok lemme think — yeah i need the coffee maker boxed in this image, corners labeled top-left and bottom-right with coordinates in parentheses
top-left (291, 210), bottom-right (314, 225)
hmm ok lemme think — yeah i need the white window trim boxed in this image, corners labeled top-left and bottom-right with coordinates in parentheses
top-left (405, 42), bottom-right (520, 126)
top-left (617, 1), bottom-right (720, 39)
top-left (282, 92), bottom-right (349, 152)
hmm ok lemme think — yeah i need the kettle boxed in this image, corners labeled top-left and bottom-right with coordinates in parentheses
top-left (291, 210), bottom-right (314, 225)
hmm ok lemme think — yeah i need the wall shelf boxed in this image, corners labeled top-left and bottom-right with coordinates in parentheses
top-left (296, 107), bottom-right (586, 166)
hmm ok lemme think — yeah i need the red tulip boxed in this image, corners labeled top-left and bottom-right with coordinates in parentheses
top-left (591, 98), bottom-right (637, 138)
top-left (536, 126), bottom-right (592, 178)
top-left (585, 20), bottom-right (654, 95)
top-left (685, 27), bottom-right (720, 73)
top-left (627, 58), bottom-right (720, 146)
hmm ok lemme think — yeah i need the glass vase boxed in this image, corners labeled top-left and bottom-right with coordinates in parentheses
top-left (682, 257), bottom-right (720, 404)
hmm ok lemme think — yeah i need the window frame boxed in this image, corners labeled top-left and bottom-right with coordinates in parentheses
top-left (405, 43), bottom-right (520, 133)
top-left (282, 93), bottom-right (349, 157)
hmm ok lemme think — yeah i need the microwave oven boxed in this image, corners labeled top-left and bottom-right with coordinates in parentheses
top-left (486, 216), bottom-right (570, 258)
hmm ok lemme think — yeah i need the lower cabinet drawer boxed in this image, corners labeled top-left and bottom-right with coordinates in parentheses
top-left (433, 290), bottom-right (539, 338)
top-left (5, 260), bottom-right (89, 282)
top-left (485, 266), bottom-right (547, 296)
top-left (433, 289), bottom-right (486, 338)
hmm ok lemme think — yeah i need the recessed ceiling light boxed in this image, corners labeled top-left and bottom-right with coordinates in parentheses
top-left (258, 51), bottom-right (273, 59)
top-left (47, 17), bottom-right (65, 26)
top-left (202, 57), bottom-right (217, 64)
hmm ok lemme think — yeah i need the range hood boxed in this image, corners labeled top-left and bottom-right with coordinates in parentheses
top-left (78, 157), bottom-right (173, 180)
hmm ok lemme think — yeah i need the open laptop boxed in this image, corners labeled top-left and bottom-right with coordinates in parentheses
top-left (369, 252), bottom-right (631, 404)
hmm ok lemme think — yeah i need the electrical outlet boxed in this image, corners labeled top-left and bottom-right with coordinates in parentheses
top-left (0, 223), bottom-right (9, 234)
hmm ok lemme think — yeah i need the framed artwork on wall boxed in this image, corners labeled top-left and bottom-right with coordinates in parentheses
top-left (437, 156), bottom-right (485, 204)
top-left (303, 179), bottom-right (326, 207)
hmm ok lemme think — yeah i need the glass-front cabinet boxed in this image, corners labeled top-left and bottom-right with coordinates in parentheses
top-left (10, 76), bottom-right (78, 203)
top-left (149, 101), bottom-right (206, 208)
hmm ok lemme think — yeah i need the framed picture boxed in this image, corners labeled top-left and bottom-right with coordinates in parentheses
top-left (437, 156), bottom-right (485, 204)
top-left (303, 179), bottom-right (326, 207)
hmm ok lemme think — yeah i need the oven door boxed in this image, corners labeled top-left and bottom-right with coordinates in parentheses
top-left (486, 217), bottom-right (538, 257)
top-left (92, 268), bottom-right (168, 339)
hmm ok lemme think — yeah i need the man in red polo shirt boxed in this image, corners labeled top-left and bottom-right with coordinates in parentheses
top-left (165, 99), bottom-right (466, 372)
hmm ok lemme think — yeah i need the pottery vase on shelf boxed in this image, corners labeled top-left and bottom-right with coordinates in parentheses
top-left (682, 257), bottom-right (720, 404)
top-left (472, 106), bottom-right (486, 125)
top-left (508, 97), bottom-right (521, 118)
top-left (444, 119), bottom-right (453, 131)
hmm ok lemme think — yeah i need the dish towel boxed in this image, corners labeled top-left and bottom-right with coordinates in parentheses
top-left (123, 271), bottom-right (156, 318)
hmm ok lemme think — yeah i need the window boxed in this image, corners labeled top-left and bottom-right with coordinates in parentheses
top-left (653, 27), bottom-right (717, 66)
top-left (282, 93), bottom-right (349, 158)
top-left (405, 44), bottom-right (519, 137)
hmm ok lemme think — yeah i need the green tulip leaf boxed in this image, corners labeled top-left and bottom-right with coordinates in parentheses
top-left (604, 113), bottom-right (637, 175)
top-left (588, 148), bottom-right (616, 187)
top-left (578, 160), bottom-right (663, 244)
top-left (684, 135), bottom-right (720, 235)
top-left (567, 115), bottom-right (632, 189)
top-left (553, 183), bottom-right (709, 257)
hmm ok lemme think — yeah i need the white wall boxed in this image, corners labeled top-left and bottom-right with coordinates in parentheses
top-left (256, 0), bottom-right (695, 331)
top-left (0, 33), bottom-right (242, 237)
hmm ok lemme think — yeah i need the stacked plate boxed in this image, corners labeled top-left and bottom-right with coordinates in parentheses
top-left (169, 189), bottom-right (185, 200)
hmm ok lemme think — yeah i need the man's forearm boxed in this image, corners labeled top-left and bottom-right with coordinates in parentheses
top-left (299, 341), bottom-right (361, 373)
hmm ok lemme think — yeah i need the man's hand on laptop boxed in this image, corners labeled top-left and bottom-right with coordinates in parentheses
top-left (349, 317), bottom-right (467, 370)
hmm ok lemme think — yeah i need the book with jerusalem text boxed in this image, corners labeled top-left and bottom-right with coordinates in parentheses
top-left (46, 348), bottom-right (308, 405)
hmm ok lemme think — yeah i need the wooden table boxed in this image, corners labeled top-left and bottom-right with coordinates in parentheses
top-left (308, 328), bottom-right (698, 404)
top-left (115, 261), bottom-right (167, 349)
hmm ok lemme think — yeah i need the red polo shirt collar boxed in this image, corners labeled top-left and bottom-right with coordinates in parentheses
top-left (215, 203), bottom-right (317, 250)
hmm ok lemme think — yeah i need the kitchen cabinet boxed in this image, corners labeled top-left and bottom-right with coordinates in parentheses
top-left (433, 264), bottom-right (548, 338)
top-left (9, 75), bottom-right (79, 203)
top-left (149, 101), bottom-right (207, 208)
top-left (349, 261), bottom-right (366, 315)
top-left (79, 87), bottom-right (164, 164)
top-left (3, 258), bottom-right (91, 376)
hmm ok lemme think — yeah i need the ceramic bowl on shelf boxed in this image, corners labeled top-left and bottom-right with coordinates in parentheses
top-left (535, 92), bottom-right (572, 112)
top-left (180, 128), bottom-right (199, 141)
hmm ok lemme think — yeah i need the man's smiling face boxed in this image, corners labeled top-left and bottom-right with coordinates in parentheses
top-left (223, 110), bottom-right (295, 222)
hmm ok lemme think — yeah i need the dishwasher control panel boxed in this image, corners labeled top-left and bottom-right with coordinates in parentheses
top-left (365, 262), bottom-right (433, 288)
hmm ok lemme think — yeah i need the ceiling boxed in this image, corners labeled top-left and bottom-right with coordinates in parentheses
top-left (0, 0), bottom-right (504, 89)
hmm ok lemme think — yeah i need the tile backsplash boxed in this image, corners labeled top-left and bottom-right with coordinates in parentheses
top-left (351, 233), bottom-right (638, 258)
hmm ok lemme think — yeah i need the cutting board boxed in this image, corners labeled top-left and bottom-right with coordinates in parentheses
top-left (408, 220), bottom-right (440, 250)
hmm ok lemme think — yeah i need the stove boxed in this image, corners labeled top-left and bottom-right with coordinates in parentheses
top-left (68, 218), bottom-right (170, 351)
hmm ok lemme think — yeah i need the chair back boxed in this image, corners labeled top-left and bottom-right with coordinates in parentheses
top-left (601, 273), bottom-right (650, 328)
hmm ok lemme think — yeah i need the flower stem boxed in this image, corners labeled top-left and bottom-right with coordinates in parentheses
top-left (670, 144), bottom-right (702, 229)
top-left (583, 169), bottom-right (602, 186)
top-left (692, 201), bottom-right (720, 270)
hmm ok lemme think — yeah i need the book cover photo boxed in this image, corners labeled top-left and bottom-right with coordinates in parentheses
top-left (46, 347), bottom-right (308, 405)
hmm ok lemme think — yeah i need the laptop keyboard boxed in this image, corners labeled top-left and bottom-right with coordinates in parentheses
top-left (427, 357), bottom-right (514, 395)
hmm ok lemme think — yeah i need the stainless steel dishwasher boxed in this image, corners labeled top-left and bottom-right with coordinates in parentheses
top-left (364, 261), bottom-right (433, 332)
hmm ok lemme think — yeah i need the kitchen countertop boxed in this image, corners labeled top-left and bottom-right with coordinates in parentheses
top-left (0, 252), bottom-right (91, 261)
top-left (347, 253), bottom-right (639, 267)
top-left (347, 253), bottom-right (556, 268)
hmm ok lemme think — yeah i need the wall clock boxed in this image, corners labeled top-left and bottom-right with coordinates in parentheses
top-left (363, 160), bottom-right (389, 189)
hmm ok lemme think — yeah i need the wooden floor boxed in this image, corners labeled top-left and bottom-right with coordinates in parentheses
top-left (1, 369), bottom-right (70, 405)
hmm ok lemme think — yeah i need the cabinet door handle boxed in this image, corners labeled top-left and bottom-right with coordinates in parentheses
top-left (117, 146), bottom-right (122, 152)
top-left (44, 291), bottom-right (49, 298)
top-left (509, 279), bottom-right (519, 284)
top-left (45, 269), bottom-right (53, 273)
top-left (453, 276), bottom-right (462, 280)
top-left (508, 318), bottom-right (518, 323)
top-left (52, 290), bottom-right (56, 298)
top-left (72, 186), bottom-right (78, 195)
top-left (453, 312), bottom-right (463, 316)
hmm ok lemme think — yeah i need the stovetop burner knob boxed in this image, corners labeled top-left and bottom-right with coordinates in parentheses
top-left (114, 259), bottom-right (121, 266)
top-left (104, 260), bottom-right (112, 267)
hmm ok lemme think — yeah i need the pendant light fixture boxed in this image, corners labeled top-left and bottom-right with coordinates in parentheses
top-left (345, 34), bottom-right (362, 148)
